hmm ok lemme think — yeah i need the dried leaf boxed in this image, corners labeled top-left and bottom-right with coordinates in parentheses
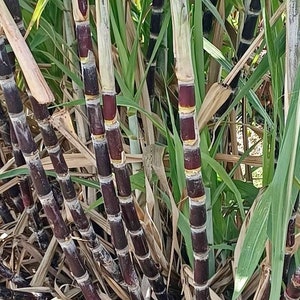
top-left (197, 83), bottom-right (232, 131)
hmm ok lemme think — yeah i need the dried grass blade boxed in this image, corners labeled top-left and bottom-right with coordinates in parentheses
top-left (0, 0), bottom-right (54, 104)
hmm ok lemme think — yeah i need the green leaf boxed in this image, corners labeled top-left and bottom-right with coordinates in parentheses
top-left (36, 50), bottom-right (82, 87)
top-left (268, 68), bottom-right (300, 299)
top-left (86, 197), bottom-right (104, 211)
top-left (202, 153), bottom-right (245, 220)
top-left (130, 171), bottom-right (146, 192)
top-left (232, 180), bottom-right (259, 204)
top-left (233, 65), bottom-right (300, 299)
top-left (26, 0), bottom-right (50, 34)
top-left (0, 168), bottom-right (29, 180)
top-left (232, 190), bottom-right (270, 299)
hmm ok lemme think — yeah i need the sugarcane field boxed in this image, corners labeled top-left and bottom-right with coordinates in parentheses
top-left (0, 0), bottom-right (299, 299)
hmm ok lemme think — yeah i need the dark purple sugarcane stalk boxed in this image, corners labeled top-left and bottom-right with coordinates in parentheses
top-left (13, 0), bottom-right (115, 262)
top-left (283, 194), bottom-right (300, 284)
top-left (0, 195), bottom-right (14, 223)
top-left (0, 103), bottom-right (10, 146)
top-left (0, 155), bottom-right (23, 213)
top-left (282, 267), bottom-right (300, 300)
top-left (3, 0), bottom-right (25, 70)
top-left (217, 0), bottom-right (261, 116)
top-left (170, 1), bottom-right (209, 299)
top-left (10, 122), bottom-right (49, 250)
top-left (0, 286), bottom-right (52, 300)
top-left (0, 32), bottom-right (100, 300)
top-left (96, 1), bottom-right (167, 299)
top-left (72, 1), bottom-right (143, 298)
top-left (3, 0), bottom-right (48, 250)
top-left (203, 0), bottom-right (218, 36)
top-left (29, 94), bottom-right (122, 283)
top-left (146, 0), bottom-right (164, 102)
top-left (4, 0), bottom-right (23, 27)
top-left (0, 111), bottom-right (23, 214)
top-left (0, 260), bottom-right (28, 287)
top-left (236, 0), bottom-right (261, 62)
top-left (4, 181), bottom-right (24, 213)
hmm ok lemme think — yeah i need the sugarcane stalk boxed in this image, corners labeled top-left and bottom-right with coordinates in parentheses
top-left (282, 267), bottom-right (300, 300)
top-left (0, 286), bottom-right (52, 300)
top-left (283, 194), bottom-right (299, 284)
top-left (62, 0), bottom-right (88, 143)
top-left (0, 102), bottom-right (10, 146)
top-left (217, 0), bottom-right (261, 116)
top-left (146, 0), bottom-right (164, 102)
top-left (170, 1), bottom-right (209, 299)
top-left (2, 0), bottom-right (49, 250)
top-left (0, 0), bottom-right (53, 104)
top-left (29, 94), bottom-right (122, 284)
top-left (3, 0), bottom-right (24, 72)
top-left (10, 0), bottom-right (119, 279)
top-left (96, 1), bottom-right (167, 299)
top-left (63, 0), bottom-right (95, 207)
top-left (0, 155), bottom-right (23, 213)
top-left (10, 122), bottom-right (49, 250)
top-left (4, 0), bottom-right (23, 32)
top-left (14, 0), bottom-right (115, 263)
top-left (5, 182), bottom-right (24, 213)
top-left (72, 1), bottom-right (143, 298)
top-left (0, 260), bottom-right (28, 287)
top-left (203, 0), bottom-right (218, 35)
top-left (0, 32), bottom-right (100, 300)
top-left (0, 195), bottom-right (14, 223)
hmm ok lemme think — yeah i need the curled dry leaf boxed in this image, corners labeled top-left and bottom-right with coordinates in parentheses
top-left (253, 261), bottom-right (271, 300)
top-left (197, 83), bottom-right (232, 131)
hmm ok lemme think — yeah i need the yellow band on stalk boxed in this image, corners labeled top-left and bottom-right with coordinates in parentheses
top-left (92, 134), bottom-right (105, 141)
top-left (104, 117), bottom-right (118, 126)
top-left (179, 105), bottom-right (195, 114)
top-left (85, 95), bottom-right (99, 101)
top-left (190, 194), bottom-right (206, 204)
top-left (111, 157), bottom-right (126, 166)
top-left (183, 138), bottom-right (198, 147)
top-left (80, 49), bottom-right (95, 65)
top-left (185, 167), bottom-right (201, 176)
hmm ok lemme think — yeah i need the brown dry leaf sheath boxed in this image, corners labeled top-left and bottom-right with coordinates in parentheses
top-left (0, 0), bottom-right (54, 104)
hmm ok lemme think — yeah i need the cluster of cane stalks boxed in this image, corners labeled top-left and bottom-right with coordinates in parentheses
top-left (0, 1), bottom-right (103, 299)
top-left (72, 0), bottom-right (143, 298)
top-left (0, 0), bottom-right (300, 299)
